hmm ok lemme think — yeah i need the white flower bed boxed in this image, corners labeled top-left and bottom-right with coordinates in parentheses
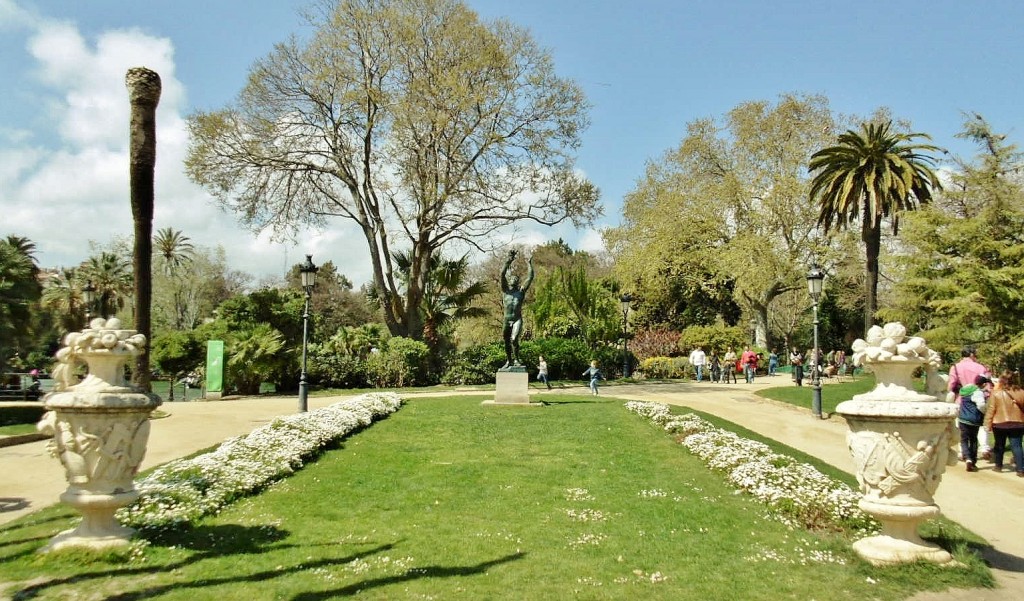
top-left (118, 392), bottom-right (404, 531)
top-left (624, 401), bottom-right (875, 532)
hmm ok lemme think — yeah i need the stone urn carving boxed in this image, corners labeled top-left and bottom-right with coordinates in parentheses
top-left (37, 317), bottom-right (161, 551)
top-left (836, 322), bottom-right (958, 566)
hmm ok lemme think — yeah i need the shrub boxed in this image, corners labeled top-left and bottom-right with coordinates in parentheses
top-left (440, 343), bottom-right (505, 385)
top-left (0, 404), bottom-right (47, 427)
top-left (638, 356), bottom-right (689, 379)
top-left (226, 324), bottom-right (288, 395)
top-left (308, 350), bottom-right (368, 389)
top-left (631, 328), bottom-right (681, 361)
top-left (365, 337), bottom-right (430, 387)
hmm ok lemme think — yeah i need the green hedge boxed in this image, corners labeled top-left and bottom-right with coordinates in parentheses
top-left (0, 404), bottom-right (47, 427)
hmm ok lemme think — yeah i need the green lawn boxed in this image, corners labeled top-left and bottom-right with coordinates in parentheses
top-left (0, 422), bottom-right (38, 436)
top-left (756, 374), bottom-right (879, 415)
top-left (0, 394), bottom-right (989, 600)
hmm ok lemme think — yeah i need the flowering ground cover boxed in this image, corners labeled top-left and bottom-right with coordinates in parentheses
top-left (0, 394), bottom-right (990, 600)
top-left (623, 401), bottom-right (873, 532)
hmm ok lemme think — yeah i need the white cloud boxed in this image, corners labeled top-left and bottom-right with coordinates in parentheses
top-left (0, 9), bottom-right (374, 285)
top-left (0, 0), bottom-right (37, 31)
top-left (0, 4), bottom-right (598, 289)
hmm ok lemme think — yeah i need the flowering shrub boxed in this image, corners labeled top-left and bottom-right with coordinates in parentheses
top-left (118, 392), bottom-right (404, 531)
top-left (624, 401), bottom-right (875, 533)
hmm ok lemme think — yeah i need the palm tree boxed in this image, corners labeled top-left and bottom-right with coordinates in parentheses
top-left (80, 252), bottom-right (132, 319)
top-left (127, 67), bottom-right (162, 391)
top-left (808, 121), bottom-right (942, 334)
top-left (388, 251), bottom-right (488, 349)
top-left (154, 227), bottom-right (195, 330)
top-left (0, 236), bottom-right (41, 371)
top-left (153, 227), bottom-right (195, 275)
top-left (41, 268), bottom-right (88, 332)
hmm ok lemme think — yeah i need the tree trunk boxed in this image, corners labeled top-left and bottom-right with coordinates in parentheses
top-left (126, 67), bottom-right (161, 392)
top-left (862, 219), bottom-right (881, 336)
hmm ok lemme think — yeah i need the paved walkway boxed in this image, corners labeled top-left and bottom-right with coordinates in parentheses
top-left (2, 379), bottom-right (1023, 599)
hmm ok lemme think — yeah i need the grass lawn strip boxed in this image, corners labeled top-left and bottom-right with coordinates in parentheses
top-left (118, 392), bottom-right (403, 531)
top-left (0, 393), bottom-right (991, 600)
top-left (624, 401), bottom-right (873, 532)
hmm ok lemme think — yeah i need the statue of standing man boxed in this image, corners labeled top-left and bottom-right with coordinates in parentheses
top-left (501, 249), bottom-right (534, 369)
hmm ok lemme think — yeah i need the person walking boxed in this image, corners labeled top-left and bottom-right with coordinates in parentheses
top-left (537, 355), bottom-right (551, 390)
top-left (722, 347), bottom-right (737, 383)
top-left (709, 351), bottom-right (721, 384)
top-left (741, 346), bottom-right (757, 383)
top-left (985, 370), bottom-right (1024, 476)
top-left (583, 360), bottom-right (604, 396)
top-left (768, 349), bottom-right (779, 376)
top-left (689, 347), bottom-right (707, 382)
top-left (958, 374), bottom-right (992, 472)
top-left (948, 346), bottom-right (993, 461)
top-left (791, 348), bottom-right (804, 387)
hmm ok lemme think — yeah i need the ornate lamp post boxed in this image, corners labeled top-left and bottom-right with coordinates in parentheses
top-left (806, 264), bottom-right (825, 418)
top-left (619, 293), bottom-right (633, 378)
top-left (298, 255), bottom-right (319, 413)
top-left (82, 280), bottom-right (96, 323)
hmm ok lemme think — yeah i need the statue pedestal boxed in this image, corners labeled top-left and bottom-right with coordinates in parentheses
top-left (483, 369), bottom-right (539, 406)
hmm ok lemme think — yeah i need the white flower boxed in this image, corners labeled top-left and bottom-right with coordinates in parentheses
top-left (625, 401), bottom-right (876, 533)
top-left (118, 393), bottom-right (403, 530)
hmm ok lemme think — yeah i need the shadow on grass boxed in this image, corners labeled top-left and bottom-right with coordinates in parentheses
top-left (97, 543), bottom-right (399, 601)
top-left (538, 399), bottom-right (606, 405)
top-left (290, 551), bottom-right (526, 601)
top-left (0, 533), bottom-right (51, 551)
top-left (0, 509), bottom-right (77, 533)
top-left (10, 523), bottom-right (386, 600)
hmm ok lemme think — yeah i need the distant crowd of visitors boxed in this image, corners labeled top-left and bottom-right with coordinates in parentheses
top-left (683, 345), bottom-right (850, 386)
top-left (693, 342), bottom-right (1024, 477)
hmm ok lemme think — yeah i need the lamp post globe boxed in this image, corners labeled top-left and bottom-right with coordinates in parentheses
top-left (806, 264), bottom-right (825, 418)
top-left (298, 255), bottom-right (319, 413)
top-left (619, 293), bottom-right (633, 378)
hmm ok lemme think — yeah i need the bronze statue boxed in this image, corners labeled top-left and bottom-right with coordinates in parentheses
top-left (500, 250), bottom-right (534, 368)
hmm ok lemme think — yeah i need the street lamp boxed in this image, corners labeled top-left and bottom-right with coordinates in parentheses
top-left (619, 293), bottom-right (634, 378)
top-left (298, 255), bottom-right (319, 413)
top-left (807, 264), bottom-right (825, 418)
top-left (82, 280), bottom-right (96, 324)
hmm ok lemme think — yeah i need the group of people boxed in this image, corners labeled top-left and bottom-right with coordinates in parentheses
top-left (536, 356), bottom-right (604, 396)
top-left (950, 346), bottom-right (1024, 476)
top-left (790, 347), bottom-right (849, 386)
top-left (688, 346), bottom-right (763, 384)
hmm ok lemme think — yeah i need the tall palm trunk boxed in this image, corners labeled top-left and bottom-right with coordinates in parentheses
top-left (862, 218), bottom-right (881, 336)
top-left (126, 67), bottom-right (161, 391)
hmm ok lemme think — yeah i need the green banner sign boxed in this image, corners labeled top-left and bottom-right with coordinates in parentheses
top-left (206, 340), bottom-right (224, 393)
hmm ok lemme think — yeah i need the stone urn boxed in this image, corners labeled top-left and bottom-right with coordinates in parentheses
top-left (836, 322), bottom-right (958, 566)
top-left (37, 317), bottom-right (161, 551)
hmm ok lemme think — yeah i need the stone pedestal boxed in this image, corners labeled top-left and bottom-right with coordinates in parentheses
top-left (483, 368), bottom-right (539, 406)
top-left (837, 322), bottom-right (958, 566)
top-left (37, 318), bottom-right (161, 552)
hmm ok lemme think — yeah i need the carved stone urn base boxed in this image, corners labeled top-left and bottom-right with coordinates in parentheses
top-left (43, 490), bottom-right (140, 552)
top-left (37, 317), bottom-right (161, 553)
top-left (852, 500), bottom-right (954, 566)
top-left (839, 322), bottom-right (959, 567)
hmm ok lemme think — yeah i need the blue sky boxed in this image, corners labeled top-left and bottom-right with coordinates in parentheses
top-left (2, 0), bottom-right (1022, 284)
